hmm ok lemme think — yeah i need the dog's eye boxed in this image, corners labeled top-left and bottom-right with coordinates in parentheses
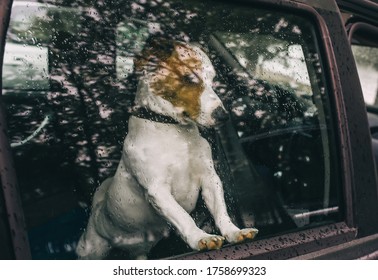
top-left (182, 74), bottom-right (200, 85)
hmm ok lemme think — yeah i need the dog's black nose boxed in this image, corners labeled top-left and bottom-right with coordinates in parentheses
top-left (212, 107), bottom-right (229, 122)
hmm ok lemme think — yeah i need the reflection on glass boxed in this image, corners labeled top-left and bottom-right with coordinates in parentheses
top-left (216, 33), bottom-right (311, 93)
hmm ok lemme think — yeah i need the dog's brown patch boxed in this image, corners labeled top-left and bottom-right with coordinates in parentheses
top-left (136, 41), bottom-right (204, 120)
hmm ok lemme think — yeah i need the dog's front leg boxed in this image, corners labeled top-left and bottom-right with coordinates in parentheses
top-left (201, 166), bottom-right (258, 244)
top-left (144, 184), bottom-right (225, 251)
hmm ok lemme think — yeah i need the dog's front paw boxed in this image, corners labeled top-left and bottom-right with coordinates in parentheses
top-left (225, 228), bottom-right (258, 244)
top-left (198, 235), bottom-right (225, 251)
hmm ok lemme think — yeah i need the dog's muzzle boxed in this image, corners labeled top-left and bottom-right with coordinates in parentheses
top-left (212, 107), bottom-right (229, 123)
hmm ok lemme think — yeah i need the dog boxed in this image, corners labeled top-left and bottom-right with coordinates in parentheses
top-left (76, 37), bottom-right (258, 259)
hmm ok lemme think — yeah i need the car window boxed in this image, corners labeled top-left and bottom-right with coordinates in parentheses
top-left (2, 0), bottom-right (341, 259)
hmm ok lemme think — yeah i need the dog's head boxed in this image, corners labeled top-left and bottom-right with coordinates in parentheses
top-left (134, 37), bottom-right (228, 127)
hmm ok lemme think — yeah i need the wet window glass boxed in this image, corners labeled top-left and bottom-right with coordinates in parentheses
top-left (2, 0), bottom-right (341, 259)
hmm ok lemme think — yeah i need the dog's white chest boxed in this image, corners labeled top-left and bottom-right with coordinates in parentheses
top-left (124, 117), bottom-right (212, 210)
top-left (169, 136), bottom-right (207, 206)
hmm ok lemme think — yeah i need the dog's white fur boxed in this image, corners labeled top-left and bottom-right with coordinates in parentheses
top-left (76, 42), bottom-right (257, 259)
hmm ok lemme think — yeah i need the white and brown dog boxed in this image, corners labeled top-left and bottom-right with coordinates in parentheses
top-left (76, 38), bottom-right (258, 259)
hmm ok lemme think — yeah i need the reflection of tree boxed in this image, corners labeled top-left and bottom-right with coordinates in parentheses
top-left (5, 0), bottom-right (313, 212)
top-left (6, 0), bottom-right (215, 224)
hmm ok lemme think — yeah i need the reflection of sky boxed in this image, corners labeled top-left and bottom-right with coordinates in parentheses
top-left (259, 45), bottom-right (310, 87)
top-left (11, 3), bottom-right (47, 24)
top-left (3, 42), bottom-right (49, 90)
top-left (221, 33), bottom-right (311, 93)
top-left (9, 2), bottom-right (81, 45)
top-left (235, 43), bottom-right (311, 88)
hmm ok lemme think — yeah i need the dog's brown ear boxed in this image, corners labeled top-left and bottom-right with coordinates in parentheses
top-left (134, 36), bottom-right (176, 74)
